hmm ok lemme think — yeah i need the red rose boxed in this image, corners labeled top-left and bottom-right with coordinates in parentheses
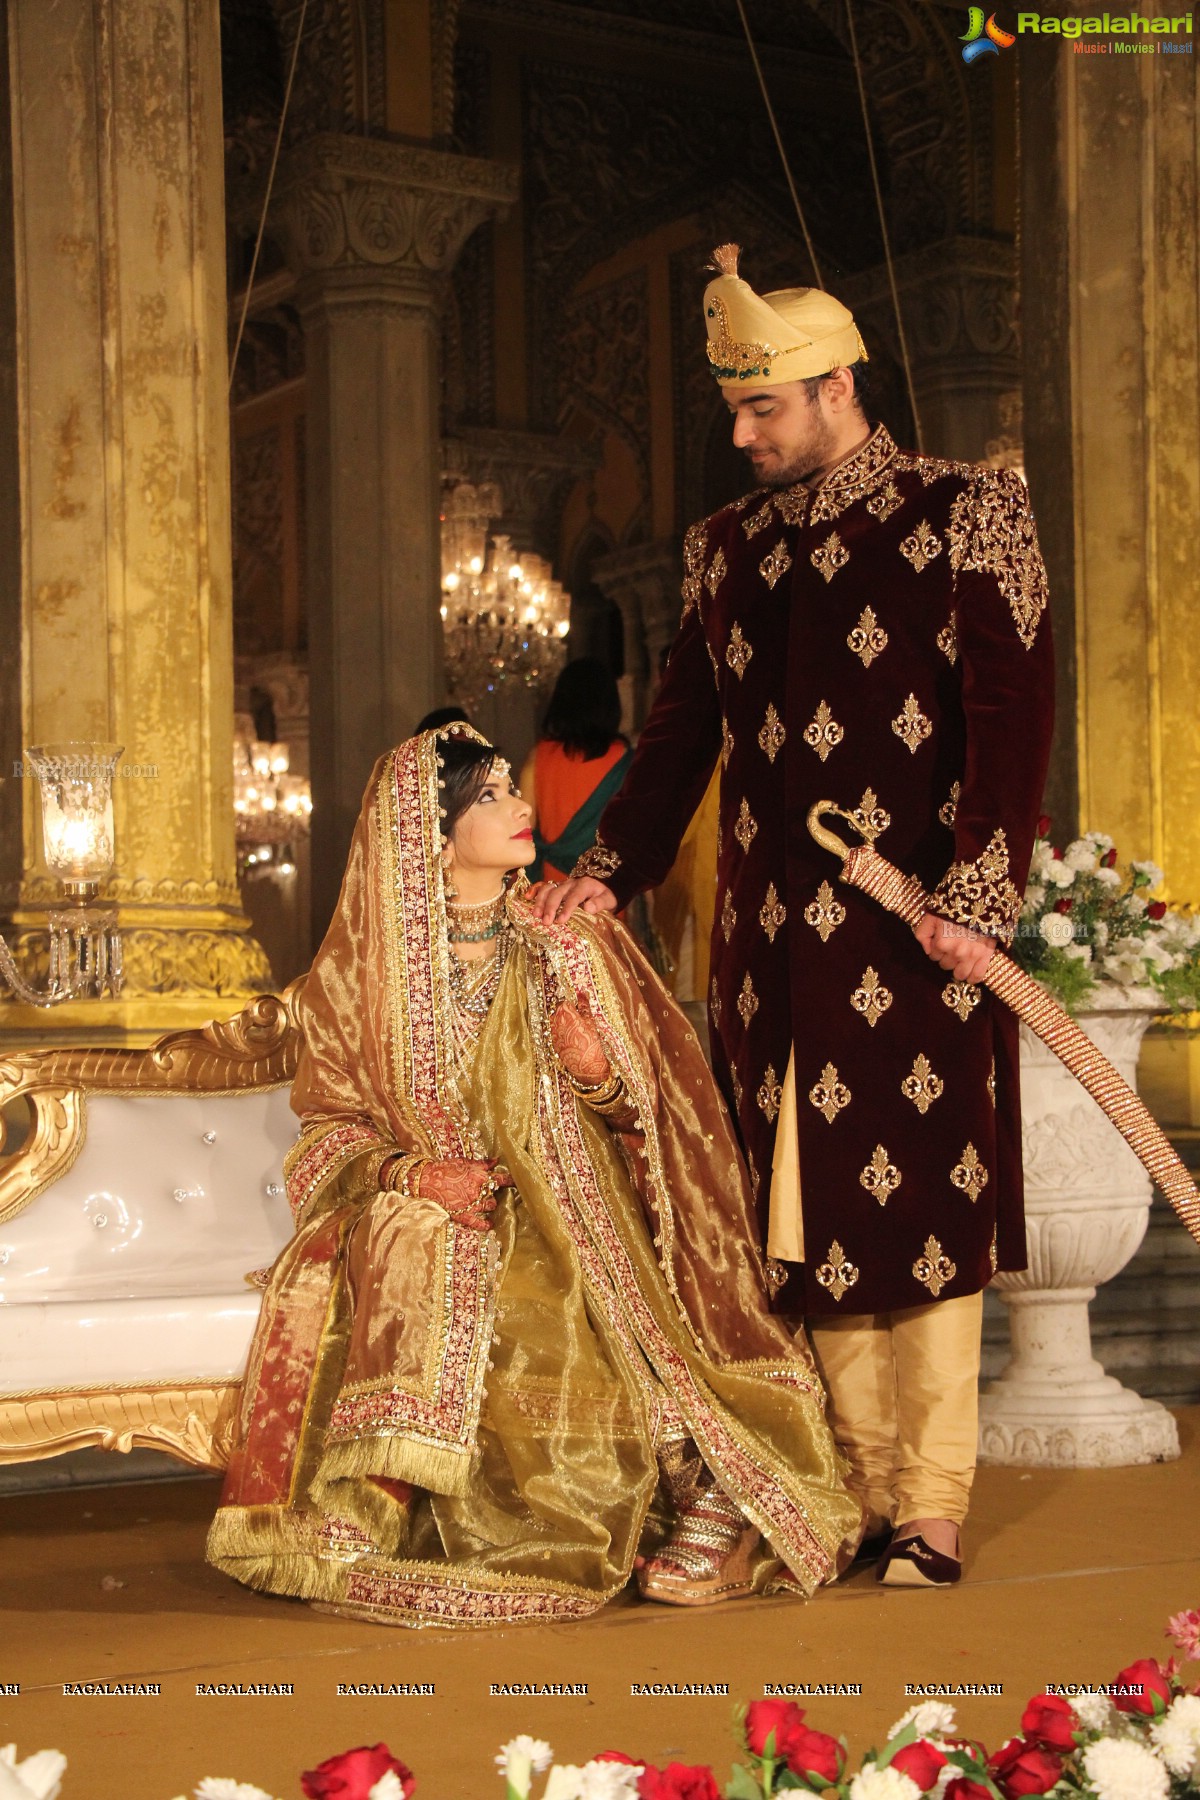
top-left (944, 1780), bottom-right (994, 1800)
top-left (745, 1699), bottom-right (806, 1759)
top-left (785, 1726), bottom-right (844, 1785)
top-left (1037, 815), bottom-right (1053, 838)
top-left (597, 1752), bottom-right (641, 1764)
top-left (1148, 901), bottom-right (1168, 920)
top-left (1114, 1658), bottom-right (1172, 1716)
top-left (988, 1737), bottom-right (1063, 1798)
top-left (638, 1764), bottom-right (721, 1800)
top-left (1020, 1694), bottom-right (1078, 1751)
top-left (1103, 848), bottom-right (1119, 867)
top-left (1054, 898), bottom-right (1073, 914)
top-left (1052, 847), bottom-right (1063, 860)
top-left (892, 1741), bottom-right (948, 1790)
top-left (301, 1745), bottom-right (416, 1800)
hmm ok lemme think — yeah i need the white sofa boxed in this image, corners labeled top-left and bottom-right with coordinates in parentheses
top-left (0, 991), bottom-right (302, 1470)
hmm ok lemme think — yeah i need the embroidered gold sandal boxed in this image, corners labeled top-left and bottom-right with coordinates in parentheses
top-left (637, 1485), bottom-right (761, 1606)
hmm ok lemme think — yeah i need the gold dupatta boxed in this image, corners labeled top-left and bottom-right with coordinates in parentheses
top-left (207, 731), bottom-right (858, 1627)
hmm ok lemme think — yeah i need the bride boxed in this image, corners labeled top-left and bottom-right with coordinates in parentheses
top-left (207, 724), bottom-right (858, 1627)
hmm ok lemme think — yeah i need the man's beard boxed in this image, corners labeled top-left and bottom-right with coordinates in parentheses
top-left (747, 419), bottom-right (838, 489)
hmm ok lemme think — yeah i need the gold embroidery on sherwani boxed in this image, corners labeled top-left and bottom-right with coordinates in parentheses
top-left (942, 979), bottom-right (981, 1021)
top-left (892, 693), bottom-right (933, 754)
top-left (989, 1227), bottom-right (998, 1273)
top-left (726, 623), bottom-right (753, 678)
top-left (743, 499), bottom-right (774, 538)
top-left (575, 840), bottom-right (622, 883)
top-left (721, 890), bottom-right (737, 942)
top-left (899, 519), bottom-right (943, 573)
top-left (902, 1054), bottom-right (944, 1115)
top-left (803, 699), bottom-right (844, 762)
top-left (809, 1061), bottom-right (850, 1123)
top-left (747, 1147), bottom-right (759, 1187)
top-left (705, 547), bottom-right (727, 597)
top-left (758, 703), bottom-right (786, 763)
top-left (710, 975), bottom-right (721, 1024)
top-left (939, 781), bottom-right (961, 830)
top-left (947, 470), bottom-right (1049, 649)
top-left (737, 972), bottom-right (759, 1026)
top-left (765, 1258), bottom-right (789, 1297)
top-left (722, 716), bottom-right (734, 768)
top-left (913, 1236), bottom-right (956, 1297)
top-left (849, 787), bottom-right (891, 843)
top-left (810, 426), bottom-right (900, 523)
top-left (851, 966), bottom-right (893, 1028)
top-left (987, 1058), bottom-right (996, 1106)
top-left (937, 616), bottom-right (958, 664)
top-left (929, 828), bottom-right (1022, 944)
top-left (811, 531), bottom-right (850, 583)
top-left (776, 487), bottom-right (810, 526)
top-left (804, 880), bottom-right (845, 943)
top-left (680, 520), bottom-right (707, 620)
top-left (847, 606), bottom-right (888, 668)
top-left (760, 540), bottom-right (793, 589)
top-left (760, 883), bottom-right (787, 943)
top-left (731, 1066), bottom-right (744, 1110)
top-left (916, 453), bottom-right (969, 486)
top-left (734, 797), bottom-right (758, 852)
top-left (860, 1145), bottom-right (901, 1206)
top-left (866, 480), bottom-right (903, 521)
top-left (816, 1240), bottom-right (859, 1302)
top-left (951, 1143), bottom-right (989, 1202)
top-left (757, 1063), bottom-right (782, 1122)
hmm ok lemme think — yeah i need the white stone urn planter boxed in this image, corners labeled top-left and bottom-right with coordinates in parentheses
top-left (978, 986), bottom-right (1180, 1468)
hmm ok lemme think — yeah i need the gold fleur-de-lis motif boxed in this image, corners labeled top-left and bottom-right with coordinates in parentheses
top-left (737, 972), bottom-right (759, 1026)
top-left (743, 499), bottom-right (774, 538)
top-left (950, 1142), bottom-right (989, 1203)
top-left (776, 487), bottom-right (809, 526)
top-left (937, 616), bottom-right (958, 663)
top-left (734, 797), bottom-right (758, 853)
top-left (721, 716), bottom-right (734, 768)
top-left (851, 966), bottom-right (893, 1028)
top-left (989, 1227), bottom-right (998, 1273)
top-left (866, 480), bottom-right (902, 521)
top-left (847, 606), bottom-right (888, 668)
top-left (760, 883), bottom-right (787, 943)
top-left (804, 880), bottom-right (846, 943)
top-left (901, 1053), bottom-right (944, 1115)
top-left (757, 1063), bottom-right (782, 1122)
top-left (860, 1144), bottom-right (901, 1206)
top-left (731, 1066), bottom-right (744, 1111)
top-left (705, 547), bottom-right (727, 597)
top-left (816, 1239), bottom-right (859, 1303)
top-left (892, 693), bottom-right (933, 754)
top-left (765, 1257), bottom-right (789, 1297)
top-left (808, 1061), bottom-right (851, 1123)
top-left (726, 623), bottom-right (753, 678)
top-left (758, 703), bottom-right (786, 763)
top-left (721, 890), bottom-right (737, 943)
top-left (803, 699), bottom-right (844, 762)
top-left (939, 781), bottom-right (961, 830)
top-left (987, 1059), bottom-right (996, 1106)
top-left (811, 531), bottom-right (850, 583)
top-left (900, 519), bottom-right (943, 573)
top-left (760, 540), bottom-right (793, 590)
top-left (710, 975), bottom-right (721, 1024)
top-left (942, 980), bottom-right (981, 1022)
top-left (913, 1235), bottom-right (956, 1297)
top-left (849, 786), bottom-right (891, 844)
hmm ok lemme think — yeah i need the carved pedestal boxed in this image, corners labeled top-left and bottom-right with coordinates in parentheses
top-left (978, 993), bottom-right (1180, 1467)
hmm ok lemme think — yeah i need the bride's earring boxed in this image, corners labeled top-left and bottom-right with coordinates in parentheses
top-left (441, 854), bottom-right (457, 900)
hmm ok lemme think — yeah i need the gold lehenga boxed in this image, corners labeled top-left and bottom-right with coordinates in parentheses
top-left (206, 729), bottom-right (859, 1627)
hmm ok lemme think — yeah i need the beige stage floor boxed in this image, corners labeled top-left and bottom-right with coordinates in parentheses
top-left (3, 1412), bottom-right (1200, 1798)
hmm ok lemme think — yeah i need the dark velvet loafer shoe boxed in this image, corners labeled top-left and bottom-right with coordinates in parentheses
top-left (876, 1531), bottom-right (962, 1587)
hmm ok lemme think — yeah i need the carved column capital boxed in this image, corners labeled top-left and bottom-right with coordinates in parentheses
top-left (277, 135), bottom-right (518, 305)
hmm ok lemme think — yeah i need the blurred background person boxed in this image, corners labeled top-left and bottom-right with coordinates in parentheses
top-left (520, 658), bottom-right (631, 884)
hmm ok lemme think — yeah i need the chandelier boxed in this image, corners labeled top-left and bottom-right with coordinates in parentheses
top-left (440, 481), bottom-right (570, 711)
top-left (233, 735), bottom-right (312, 880)
top-left (0, 742), bottom-right (124, 1005)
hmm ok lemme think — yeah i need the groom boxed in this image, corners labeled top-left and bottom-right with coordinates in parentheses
top-left (537, 247), bottom-right (1055, 1585)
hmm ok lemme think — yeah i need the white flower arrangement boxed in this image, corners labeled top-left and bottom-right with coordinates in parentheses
top-left (848, 1763), bottom-right (923, 1800)
top-left (1081, 1735), bottom-right (1171, 1800)
top-left (0, 1747), bottom-right (66, 1800)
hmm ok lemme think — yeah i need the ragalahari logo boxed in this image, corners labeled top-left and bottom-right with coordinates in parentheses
top-left (960, 6), bottom-right (1017, 60)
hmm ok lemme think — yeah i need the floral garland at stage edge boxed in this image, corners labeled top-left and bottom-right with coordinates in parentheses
top-left (5, 1610), bottom-right (1200, 1800)
top-left (1010, 819), bottom-right (1200, 1015)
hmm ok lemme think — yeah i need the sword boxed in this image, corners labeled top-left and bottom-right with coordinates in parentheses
top-left (807, 800), bottom-right (1200, 1245)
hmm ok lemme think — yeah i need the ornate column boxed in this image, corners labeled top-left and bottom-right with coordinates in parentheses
top-left (0, 0), bottom-right (271, 1044)
top-left (276, 136), bottom-right (516, 937)
top-left (592, 541), bottom-right (681, 731)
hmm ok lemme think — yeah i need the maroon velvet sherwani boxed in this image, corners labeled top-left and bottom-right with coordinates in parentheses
top-left (577, 425), bottom-right (1054, 1317)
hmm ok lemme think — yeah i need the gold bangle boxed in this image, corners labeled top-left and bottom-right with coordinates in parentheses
top-left (574, 1068), bottom-right (625, 1111)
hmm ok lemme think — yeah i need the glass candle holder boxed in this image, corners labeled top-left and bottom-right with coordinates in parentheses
top-left (25, 742), bottom-right (124, 896)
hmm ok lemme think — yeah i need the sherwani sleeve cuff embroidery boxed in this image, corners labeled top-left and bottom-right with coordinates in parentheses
top-left (928, 827), bottom-right (1022, 945)
top-left (573, 837), bottom-right (623, 883)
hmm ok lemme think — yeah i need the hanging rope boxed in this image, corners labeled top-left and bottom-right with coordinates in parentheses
top-left (228, 0), bottom-right (311, 394)
top-left (843, 0), bottom-right (924, 449)
top-left (734, 0), bottom-right (824, 290)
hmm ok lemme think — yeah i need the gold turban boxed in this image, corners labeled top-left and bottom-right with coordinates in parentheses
top-left (703, 243), bottom-right (868, 385)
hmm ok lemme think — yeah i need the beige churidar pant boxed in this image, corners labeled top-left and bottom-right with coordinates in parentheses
top-left (768, 1049), bottom-right (984, 1528)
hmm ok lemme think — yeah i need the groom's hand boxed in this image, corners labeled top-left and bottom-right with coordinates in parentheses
top-left (533, 876), bottom-right (618, 923)
top-left (915, 911), bottom-right (997, 984)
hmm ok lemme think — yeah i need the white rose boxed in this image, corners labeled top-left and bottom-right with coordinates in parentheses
top-left (1028, 841), bottom-right (1055, 879)
top-left (1073, 1691), bottom-right (1114, 1732)
top-left (1040, 913), bottom-right (1076, 948)
top-left (850, 1765), bottom-right (923, 1800)
top-left (0, 1749), bottom-right (67, 1800)
top-left (1150, 1694), bottom-right (1200, 1776)
top-left (1046, 860), bottom-right (1076, 888)
top-left (1081, 1737), bottom-right (1170, 1800)
top-left (1023, 885), bottom-right (1047, 914)
top-left (1094, 866), bottom-right (1122, 887)
top-left (888, 1703), bottom-right (957, 1740)
top-left (579, 1763), bottom-right (645, 1799)
top-left (1065, 840), bottom-right (1100, 872)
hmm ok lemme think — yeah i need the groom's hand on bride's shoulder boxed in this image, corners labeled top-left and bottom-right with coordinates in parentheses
top-left (532, 876), bottom-right (618, 923)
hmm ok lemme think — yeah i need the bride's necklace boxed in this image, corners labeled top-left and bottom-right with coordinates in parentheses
top-left (446, 887), bottom-right (507, 944)
top-left (447, 931), bottom-right (510, 1020)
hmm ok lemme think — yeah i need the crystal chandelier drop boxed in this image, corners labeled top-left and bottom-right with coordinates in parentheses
top-left (440, 481), bottom-right (570, 712)
top-left (233, 735), bottom-right (312, 880)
